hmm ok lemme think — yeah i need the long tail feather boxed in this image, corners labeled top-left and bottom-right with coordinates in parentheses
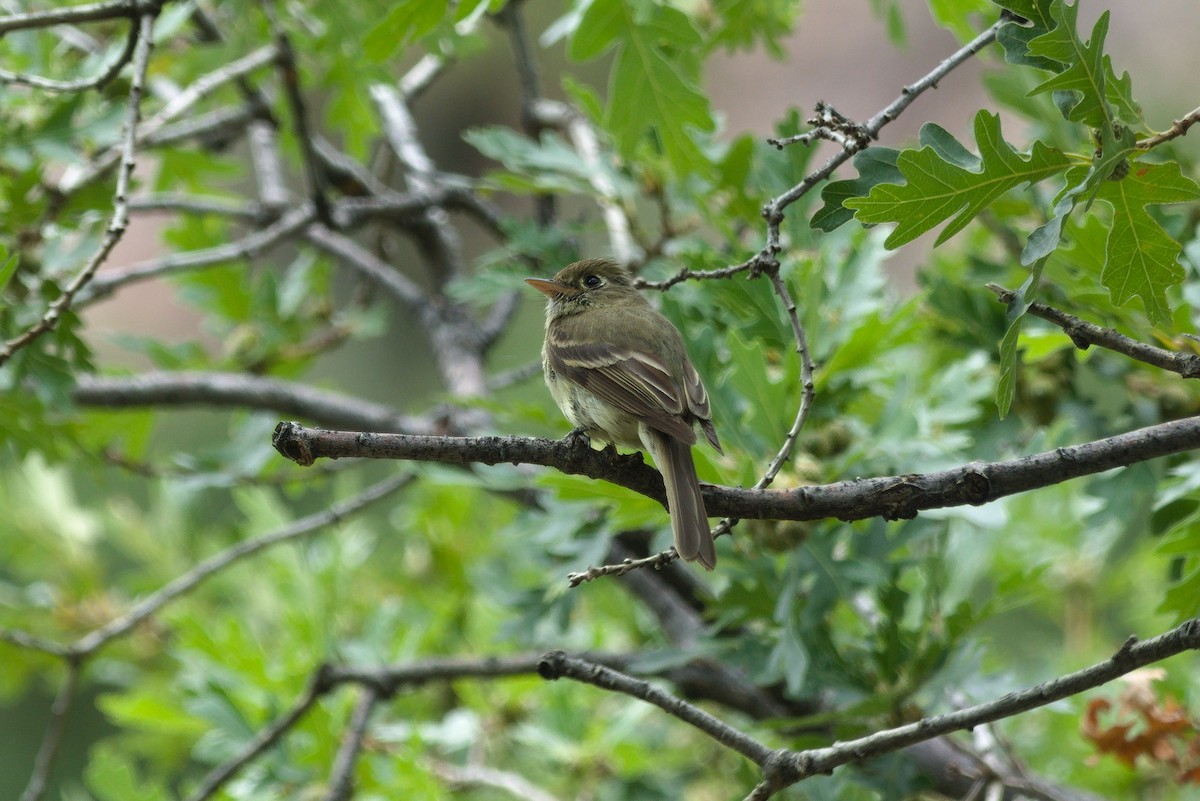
top-left (641, 427), bottom-right (716, 570)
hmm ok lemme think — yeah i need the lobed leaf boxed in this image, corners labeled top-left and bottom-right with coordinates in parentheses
top-left (844, 110), bottom-right (1071, 249)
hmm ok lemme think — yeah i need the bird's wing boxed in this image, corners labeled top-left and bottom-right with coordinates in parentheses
top-left (545, 327), bottom-right (697, 445)
top-left (682, 356), bottom-right (722, 454)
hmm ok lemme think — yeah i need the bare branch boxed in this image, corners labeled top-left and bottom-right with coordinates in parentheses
top-left (533, 99), bottom-right (639, 264)
top-left (0, 11), bottom-right (156, 368)
top-left (58, 44), bottom-right (279, 195)
top-left (538, 651), bottom-right (775, 766)
top-left (763, 622), bottom-right (1200, 792)
top-left (369, 83), bottom-right (467, 282)
top-left (184, 668), bottom-right (332, 801)
top-left (0, 628), bottom-right (70, 657)
top-left (712, 271), bottom-right (815, 527)
top-left (988, 284), bottom-right (1200, 378)
top-left (75, 371), bottom-right (441, 434)
top-left (304, 223), bottom-right (429, 311)
top-left (263, 4), bottom-right (332, 226)
top-left (128, 193), bottom-right (271, 222)
top-left (77, 204), bottom-right (316, 305)
top-left (0, 14), bottom-right (139, 91)
top-left (71, 473), bottom-right (411, 656)
top-left (643, 18), bottom-right (1004, 293)
top-left (1137, 104), bottom-right (1200, 149)
top-left (19, 661), bottom-right (82, 801)
top-left (322, 687), bottom-right (380, 801)
top-left (144, 102), bottom-right (259, 148)
top-left (0, 0), bottom-right (149, 33)
top-left (430, 762), bottom-right (563, 801)
top-left (272, 414), bottom-right (1200, 526)
top-left (247, 121), bottom-right (292, 209)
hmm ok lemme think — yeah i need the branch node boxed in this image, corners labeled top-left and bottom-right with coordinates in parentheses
top-left (273, 420), bottom-right (315, 466)
top-left (537, 650), bottom-right (567, 681)
top-left (1111, 635), bottom-right (1139, 667)
top-left (761, 748), bottom-right (799, 787)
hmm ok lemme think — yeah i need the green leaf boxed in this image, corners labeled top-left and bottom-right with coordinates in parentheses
top-left (844, 111), bottom-right (1071, 248)
top-left (0, 248), bottom-right (18, 294)
top-left (709, 0), bottom-right (800, 57)
top-left (465, 126), bottom-right (634, 199)
top-left (812, 147), bottom-right (901, 232)
top-left (86, 744), bottom-right (162, 801)
top-left (1025, 4), bottom-right (1140, 127)
top-left (1091, 161), bottom-right (1200, 323)
top-left (992, 0), bottom-right (1061, 70)
top-left (363, 0), bottom-right (447, 62)
top-left (995, 315), bottom-right (1022, 418)
top-left (567, 0), bottom-right (714, 175)
top-left (1022, 122), bottom-right (1138, 265)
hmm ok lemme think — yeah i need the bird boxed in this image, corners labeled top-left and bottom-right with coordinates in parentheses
top-left (525, 258), bottom-right (723, 569)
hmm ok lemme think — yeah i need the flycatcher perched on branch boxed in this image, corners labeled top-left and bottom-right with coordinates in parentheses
top-left (526, 259), bottom-right (723, 569)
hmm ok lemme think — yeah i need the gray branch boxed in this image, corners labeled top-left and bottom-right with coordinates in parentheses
top-left (272, 415), bottom-right (1200, 526)
top-left (75, 371), bottom-right (440, 434)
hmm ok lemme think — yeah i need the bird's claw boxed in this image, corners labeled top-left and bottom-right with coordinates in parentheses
top-left (564, 427), bottom-right (591, 449)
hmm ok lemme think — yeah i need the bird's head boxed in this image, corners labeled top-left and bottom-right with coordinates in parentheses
top-left (525, 258), bottom-right (639, 317)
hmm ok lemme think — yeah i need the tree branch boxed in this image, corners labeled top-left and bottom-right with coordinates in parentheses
top-left (758, 622), bottom-right (1200, 795)
top-left (271, 414), bottom-right (1200, 525)
top-left (0, 13), bottom-right (139, 92)
top-left (184, 667), bottom-right (332, 801)
top-left (988, 283), bottom-right (1200, 377)
top-left (1136, 104), bottom-right (1200, 150)
top-left (77, 204), bottom-right (316, 305)
top-left (0, 11), bottom-right (156, 368)
top-left (264, 4), bottom-right (332, 226)
top-left (19, 661), bottom-right (81, 801)
top-left (70, 473), bottom-right (412, 656)
top-left (0, 0), bottom-right (153, 33)
top-left (538, 651), bottom-right (775, 766)
top-left (75, 371), bottom-right (441, 434)
top-left (322, 686), bottom-right (379, 801)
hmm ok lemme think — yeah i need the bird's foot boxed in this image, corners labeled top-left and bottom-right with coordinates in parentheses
top-left (563, 427), bottom-right (591, 449)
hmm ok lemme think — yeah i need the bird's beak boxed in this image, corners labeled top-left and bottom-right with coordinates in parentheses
top-left (524, 277), bottom-right (576, 298)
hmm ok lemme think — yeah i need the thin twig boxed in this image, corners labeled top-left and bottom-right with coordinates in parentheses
top-left (304, 223), bottom-right (429, 311)
top-left (58, 44), bottom-right (279, 195)
top-left (0, 11), bottom-right (156, 368)
top-left (322, 687), bottom-right (380, 801)
top-left (988, 283), bottom-right (1200, 377)
top-left (70, 473), bottom-right (412, 654)
top-left (0, 13), bottom-right (139, 91)
top-left (538, 651), bottom-right (775, 766)
top-left (0, 628), bottom-right (71, 657)
top-left (763, 623), bottom-right (1200, 792)
top-left (1136, 104), bottom-right (1200, 150)
top-left (74, 370), bottom-right (441, 433)
top-left (184, 668), bottom-right (332, 801)
top-left (699, 271), bottom-right (817, 563)
top-left (370, 83), bottom-right (467, 283)
top-left (19, 661), bottom-right (82, 801)
top-left (77, 204), bottom-right (316, 306)
top-left (264, 3), bottom-right (332, 226)
top-left (144, 103), bottom-right (259, 148)
top-left (0, 0), bottom-right (148, 34)
top-left (127, 193), bottom-right (270, 222)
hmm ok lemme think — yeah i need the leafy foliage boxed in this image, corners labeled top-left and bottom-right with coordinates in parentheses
top-left (1, 0), bottom-right (1198, 800)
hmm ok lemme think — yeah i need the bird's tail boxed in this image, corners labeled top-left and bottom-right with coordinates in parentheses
top-left (641, 427), bottom-right (716, 570)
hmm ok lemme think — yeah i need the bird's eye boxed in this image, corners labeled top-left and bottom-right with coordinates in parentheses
top-left (583, 275), bottom-right (603, 289)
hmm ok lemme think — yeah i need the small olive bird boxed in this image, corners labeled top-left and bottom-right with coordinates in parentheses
top-left (526, 259), bottom-right (723, 569)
